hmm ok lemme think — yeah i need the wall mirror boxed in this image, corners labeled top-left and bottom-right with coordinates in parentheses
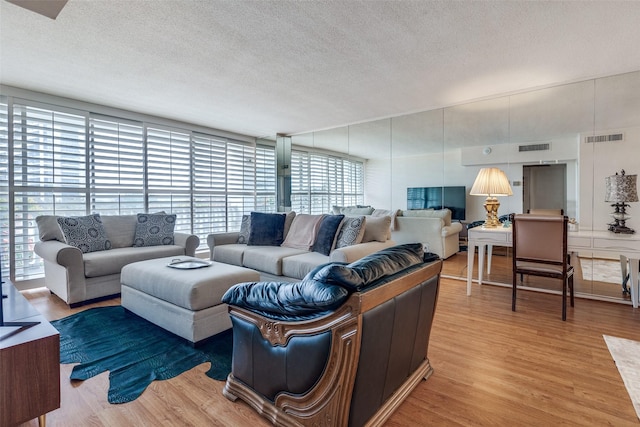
top-left (291, 70), bottom-right (640, 304)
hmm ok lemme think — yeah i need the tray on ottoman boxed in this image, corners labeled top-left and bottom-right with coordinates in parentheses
top-left (121, 256), bottom-right (259, 344)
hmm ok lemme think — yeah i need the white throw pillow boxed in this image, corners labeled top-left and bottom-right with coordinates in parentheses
top-left (362, 215), bottom-right (392, 243)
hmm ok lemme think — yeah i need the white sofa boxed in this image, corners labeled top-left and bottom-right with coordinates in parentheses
top-left (34, 214), bottom-right (200, 306)
top-left (208, 212), bottom-right (396, 282)
top-left (391, 209), bottom-right (463, 259)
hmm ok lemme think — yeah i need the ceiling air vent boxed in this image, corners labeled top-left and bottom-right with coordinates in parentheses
top-left (519, 143), bottom-right (550, 152)
top-left (585, 133), bottom-right (624, 143)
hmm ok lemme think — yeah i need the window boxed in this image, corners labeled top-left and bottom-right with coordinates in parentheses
top-left (291, 149), bottom-right (364, 214)
top-left (0, 97), bottom-right (9, 279)
top-left (11, 103), bottom-right (87, 280)
top-left (1, 95), bottom-right (278, 282)
top-left (89, 116), bottom-right (145, 214)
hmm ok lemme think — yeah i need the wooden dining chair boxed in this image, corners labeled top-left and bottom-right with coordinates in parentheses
top-left (511, 214), bottom-right (574, 320)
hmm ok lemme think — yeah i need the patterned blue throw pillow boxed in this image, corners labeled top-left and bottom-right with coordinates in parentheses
top-left (57, 214), bottom-right (112, 253)
top-left (237, 214), bottom-right (251, 244)
top-left (133, 213), bottom-right (177, 247)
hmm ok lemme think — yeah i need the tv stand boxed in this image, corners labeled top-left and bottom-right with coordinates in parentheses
top-left (1, 279), bottom-right (60, 427)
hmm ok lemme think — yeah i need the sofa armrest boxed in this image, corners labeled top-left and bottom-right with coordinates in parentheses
top-left (34, 240), bottom-right (87, 305)
top-left (442, 222), bottom-right (463, 237)
top-left (207, 232), bottom-right (240, 258)
top-left (174, 232), bottom-right (200, 256)
top-left (34, 240), bottom-right (83, 267)
top-left (329, 240), bottom-right (396, 263)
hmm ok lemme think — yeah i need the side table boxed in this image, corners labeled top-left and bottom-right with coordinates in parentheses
top-left (1, 280), bottom-right (60, 427)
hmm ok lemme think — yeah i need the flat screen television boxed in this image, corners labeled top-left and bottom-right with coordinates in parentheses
top-left (407, 186), bottom-right (466, 221)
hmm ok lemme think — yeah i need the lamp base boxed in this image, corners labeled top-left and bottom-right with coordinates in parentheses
top-left (609, 224), bottom-right (635, 234)
top-left (608, 203), bottom-right (635, 234)
top-left (482, 197), bottom-right (501, 228)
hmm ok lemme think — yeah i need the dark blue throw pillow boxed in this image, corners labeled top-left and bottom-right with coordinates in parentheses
top-left (247, 212), bottom-right (286, 246)
top-left (312, 214), bottom-right (345, 256)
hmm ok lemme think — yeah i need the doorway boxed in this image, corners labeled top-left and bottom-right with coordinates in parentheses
top-left (523, 164), bottom-right (567, 213)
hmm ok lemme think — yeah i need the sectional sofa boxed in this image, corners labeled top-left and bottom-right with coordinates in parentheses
top-left (208, 211), bottom-right (397, 282)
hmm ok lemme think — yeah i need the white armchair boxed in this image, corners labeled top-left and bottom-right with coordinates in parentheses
top-left (391, 209), bottom-right (463, 259)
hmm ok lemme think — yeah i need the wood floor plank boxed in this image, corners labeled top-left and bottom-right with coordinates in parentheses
top-left (16, 269), bottom-right (640, 426)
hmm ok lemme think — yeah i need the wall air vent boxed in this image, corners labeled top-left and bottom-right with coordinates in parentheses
top-left (519, 143), bottom-right (550, 152)
top-left (584, 133), bottom-right (624, 143)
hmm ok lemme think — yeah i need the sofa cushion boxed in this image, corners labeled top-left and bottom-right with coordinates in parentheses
top-left (312, 243), bottom-right (424, 291)
top-left (283, 211), bottom-right (296, 240)
top-left (222, 279), bottom-right (349, 317)
top-left (36, 215), bottom-right (65, 242)
top-left (281, 214), bottom-right (325, 250)
top-left (335, 216), bottom-right (366, 249)
top-left (242, 246), bottom-right (308, 276)
top-left (282, 251), bottom-right (333, 280)
top-left (332, 205), bottom-right (374, 215)
top-left (83, 245), bottom-right (185, 277)
top-left (237, 214), bottom-right (251, 244)
top-left (133, 213), bottom-right (177, 247)
top-left (101, 214), bottom-right (137, 248)
top-left (248, 212), bottom-right (286, 246)
top-left (57, 214), bottom-right (112, 254)
top-left (312, 214), bottom-right (345, 255)
top-left (362, 215), bottom-right (391, 243)
top-left (371, 208), bottom-right (401, 231)
top-left (212, 244), bottom-right (247, 267)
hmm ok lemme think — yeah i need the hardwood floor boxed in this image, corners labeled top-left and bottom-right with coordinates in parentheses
top-left (18, 275), bottom-right (640, 426)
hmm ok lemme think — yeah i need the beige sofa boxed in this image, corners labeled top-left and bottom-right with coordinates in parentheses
top-left (208, 212), bottom-right (396, 282)
top-left (34, 214), bottom-right (199, 306)
top-left (391, 209), bottom-right (463, 259)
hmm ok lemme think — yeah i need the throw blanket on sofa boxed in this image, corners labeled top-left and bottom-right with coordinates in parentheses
top-left (281, 214), bottom-right (325, 250)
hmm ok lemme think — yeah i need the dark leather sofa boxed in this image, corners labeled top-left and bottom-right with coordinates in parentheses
top-left (221, 243), bottom-right (442, 427)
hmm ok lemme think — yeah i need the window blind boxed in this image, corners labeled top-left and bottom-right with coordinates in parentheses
top-left (89, 116), bottom-right (145, 214)
top-left (11, 103), bottom-right (87, 280)
top-left (0, 98), bottom-right (9, 279)
top-left (290, 149), bottom-right (364, 214)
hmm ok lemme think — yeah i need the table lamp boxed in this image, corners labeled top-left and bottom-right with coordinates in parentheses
top-left (470, 167), bottom-right (513, 228)
top-left (605, 169), bottom-right (638, 234)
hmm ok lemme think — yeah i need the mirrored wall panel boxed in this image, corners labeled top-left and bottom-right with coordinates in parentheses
top-left (291, 70), bottom-right (640, 304)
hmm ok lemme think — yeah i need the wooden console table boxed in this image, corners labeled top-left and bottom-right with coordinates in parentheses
top-left (467, 227), bottom-right (640, 308)
top-left (1, 280), bottom-right (60, 427)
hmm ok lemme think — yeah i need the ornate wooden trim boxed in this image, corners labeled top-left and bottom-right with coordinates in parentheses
top-left (275, 315), bottom-right (361, 426)
top-left (228, 298), bottom-right (361, 346)
top-left (222, 314), bottom-right (361, 427)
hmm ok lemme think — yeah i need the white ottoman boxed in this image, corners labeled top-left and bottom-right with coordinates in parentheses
top-left (121, 256), bottom-right (259, 344)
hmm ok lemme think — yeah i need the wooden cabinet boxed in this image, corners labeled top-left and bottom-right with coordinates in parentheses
top-left (1, 280), bottom-right (60, 427)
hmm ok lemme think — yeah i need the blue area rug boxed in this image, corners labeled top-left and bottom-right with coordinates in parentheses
top-left (51, 306), bottom-right (232, 404)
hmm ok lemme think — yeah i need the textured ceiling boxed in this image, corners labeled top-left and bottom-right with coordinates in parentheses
top-left (1, 0), bottom-right (640, 140)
